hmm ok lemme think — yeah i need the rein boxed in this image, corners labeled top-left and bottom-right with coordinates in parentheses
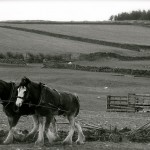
top-left (9, 83), bottom-right (69, 113)
top-left (1, 82), bottom-right (69, 113)
top-left (0, 99), bottom-right (68, 112)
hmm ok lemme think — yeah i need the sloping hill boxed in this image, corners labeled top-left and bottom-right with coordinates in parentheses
top-left (1, 22), bottom-right (150, 72)
top-left (2, 23), bottom-right (150, 46)
top-left (0, 26), bottom-right (147, 57)
top-left (0, 27), bottom-right (126, 55)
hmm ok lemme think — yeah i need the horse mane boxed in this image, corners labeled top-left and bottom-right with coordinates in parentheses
top-left (20, 76), bottom-right (29, 84)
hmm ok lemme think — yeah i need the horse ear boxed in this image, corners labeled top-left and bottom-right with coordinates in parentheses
top-left (25, 77), bottom-right (31, 84)
top-left (21, 76), bottom-right (31, 86)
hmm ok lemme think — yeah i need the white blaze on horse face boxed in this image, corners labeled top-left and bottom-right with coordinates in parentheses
top-left (16, 86), bottom-right (26, 107)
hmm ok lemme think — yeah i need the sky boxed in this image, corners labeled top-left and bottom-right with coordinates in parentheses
top-left (0, 0), bottom-right (150, 21)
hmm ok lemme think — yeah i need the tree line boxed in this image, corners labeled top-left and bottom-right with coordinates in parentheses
top-left (110, 10), bottom-right (150, 21)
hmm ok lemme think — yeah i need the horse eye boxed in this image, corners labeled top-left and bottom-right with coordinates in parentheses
top-left (24, 90), bottom-right (27, 94)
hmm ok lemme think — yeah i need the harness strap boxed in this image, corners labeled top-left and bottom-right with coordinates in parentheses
top-left (37, 82), bottom-right (46, 106)
top-left (38, 84), bottom-right (68, 113)
top-left (16, 96), bottom-right (24, 100)
top-left (9, 82), bottom-right (15, 100)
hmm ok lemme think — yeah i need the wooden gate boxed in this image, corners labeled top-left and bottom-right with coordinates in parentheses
top-left (107, 93), bottom-right (150, 112)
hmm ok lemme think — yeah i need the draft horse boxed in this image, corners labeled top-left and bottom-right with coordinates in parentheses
top-left (0, 79), bottom-right (50, 144)
top-left (16, 77), bottom-right (85, 146)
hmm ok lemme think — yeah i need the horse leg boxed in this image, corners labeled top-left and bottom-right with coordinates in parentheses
top-left (3, 116), bottom-right (20, 144)
top-left (45, 116), bottom-right (57, 144)
top-left (26, 115), bottom-right (39, 139)
top-left (51, 117), bottom-right (59, 140)
top-left (35, 116), bottom-right (45, 146)
top-left (63, 115), bottom-right (75, 145)
top-left (75, 121), bottom-right (85, 144)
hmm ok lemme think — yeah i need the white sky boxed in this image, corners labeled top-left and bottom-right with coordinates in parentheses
top-left (0, 0), bottom-right (150, 21)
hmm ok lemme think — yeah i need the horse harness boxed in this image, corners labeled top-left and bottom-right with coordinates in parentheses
top-left (37, 83), bottom-right (68, 113)
top-left (0, 82), bottom-right (69, 113)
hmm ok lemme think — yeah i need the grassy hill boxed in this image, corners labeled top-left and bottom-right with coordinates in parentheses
top-left (2, 23), bottom-right (150, 46)
top-left (0, 26), bottom-right (135, 55)
top-left (0, 21), bottom-right (150, 71)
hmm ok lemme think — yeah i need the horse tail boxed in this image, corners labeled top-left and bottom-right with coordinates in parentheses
top-left (74, 93), bottom-right (80, 117)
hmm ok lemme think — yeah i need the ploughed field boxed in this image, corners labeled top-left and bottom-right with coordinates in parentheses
top-left (1, 64), bottom-right (150, 149)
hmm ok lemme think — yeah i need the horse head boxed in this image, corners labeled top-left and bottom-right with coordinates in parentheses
top-left (16, 77), bottom-right (31, 107)
top-left (16, 77), bottom-right (41, 107)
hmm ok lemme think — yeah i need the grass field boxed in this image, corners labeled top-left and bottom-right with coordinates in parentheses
top-left (3, 23), bottom-right (150, 46)
top-left (0, 27), bottom-right (136, 56)
top-left (76, 59), bottom-right (150, 70)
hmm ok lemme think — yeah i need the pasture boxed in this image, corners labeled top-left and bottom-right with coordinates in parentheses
top-left (76, 59), bottom-right (150, 70)
top-left (0, 26), bottom-right (133, 56)
top-left (2, 23), bottom-right (150, 46)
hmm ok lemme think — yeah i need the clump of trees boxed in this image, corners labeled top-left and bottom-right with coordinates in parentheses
top-left (109, 10), bottom-right (150, 21)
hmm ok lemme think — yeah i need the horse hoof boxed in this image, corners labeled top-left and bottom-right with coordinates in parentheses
top-left (76, 140), bottom-right (85, 145)
top-left (54, 135), bottom-right (61, 142)
top-left (3, 140), bottom-right (12, 145)
top-left (62, 140), bottom-right (72, 145)
top-left (3, 137), bottom-right (13, 145)
top-left (35, 140), bottom-right (44, 147)
top-left (26, 134), bottom-right (34, 140)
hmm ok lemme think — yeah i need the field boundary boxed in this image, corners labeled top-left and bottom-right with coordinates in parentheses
top-left (1, 20), bottom-right (150, 25)
top-left (0, 58), bottom-right (26, 66)
top-left (1, 25), bottom-right (150, 51)
top-left (43, 61), bottom-right (150, 77)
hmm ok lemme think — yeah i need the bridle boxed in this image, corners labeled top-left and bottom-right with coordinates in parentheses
top-left (16, 85), bottom-right (28, 103)
top-left (16, 96), bottom-right (25, 100)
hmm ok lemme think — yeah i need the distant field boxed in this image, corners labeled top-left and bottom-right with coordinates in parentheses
top-left (76, 59), bottom-right (150, 70)
top-left (3, 23), bottom-right (150, 46)
top-left (0, 27), bottom-right (137, 55)
top-left (1, 26), bottom-right (149, 57)
top-left (1, 25), bottom-right (150, 58)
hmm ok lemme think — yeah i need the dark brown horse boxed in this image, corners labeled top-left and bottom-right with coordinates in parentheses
top-left (16, 77), bottom-right (85, 146)
top-left (0, 79), bottom-right (42, 144)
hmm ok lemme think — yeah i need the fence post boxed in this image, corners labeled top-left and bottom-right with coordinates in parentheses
top-left (107, 95), bottom-right (111, 110)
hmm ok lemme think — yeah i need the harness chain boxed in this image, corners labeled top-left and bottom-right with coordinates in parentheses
top-left (1, 83), bottom-right (69, 113)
